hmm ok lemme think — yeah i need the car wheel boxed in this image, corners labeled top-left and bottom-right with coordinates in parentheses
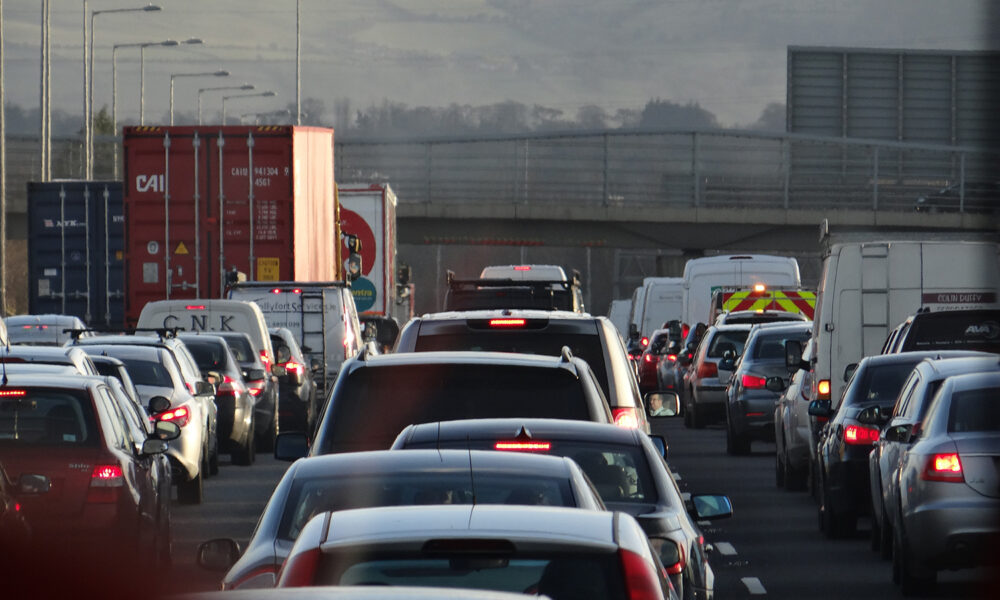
top-left (209, 430), bottom-right (220, 476)
top-left (784, 453), bottom-right (807, 491)
top-left (895, 521), bottom-right (936, 595)
top-left (177, 469), bottom-right (204, 505)
top-left (156, 509), bottom-right (173, 570)
top-left (200, 439), bottom-right (211, 479)
top-left (870, 508), bottom-right (882, 553)
top-left (726, 422), bottom-right (750, 456)
top-left (879, 512), bottom-right (893, 560)
top-left (232, 415), bottom-right (255, 466)
top-left (690, 401), bottom-right (706, 430)
top-left (256, 413), bottom-right (276, 453)
top-left (683, 402), bottom-right (693, 428)
top-left (775, 450), bottom-right (786, 487)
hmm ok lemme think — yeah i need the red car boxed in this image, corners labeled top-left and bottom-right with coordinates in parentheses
top-left (638, 329), bottom-right (673, 394)
top-left (0, 374), bottom-right (179, 581)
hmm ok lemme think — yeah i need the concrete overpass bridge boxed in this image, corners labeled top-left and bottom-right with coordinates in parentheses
top-left (335, 128), bottom-right (998, 314)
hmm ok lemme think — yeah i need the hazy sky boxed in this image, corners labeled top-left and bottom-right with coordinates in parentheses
top-left (3, 0), bottom-right (996, 127)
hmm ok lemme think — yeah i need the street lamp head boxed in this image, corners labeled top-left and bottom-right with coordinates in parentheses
top-left (262, 91), bottom-right (277, 97)
top-left (214, 70), bottom-right (230, 77)
top-left (240, 84), bottom-right (255, 90)
top-left (143, 5), bottom-right (162, 11)
top-left (183, 38), bottom-right (204, 45)
top-left (160, 40), bottom-right (179, 47)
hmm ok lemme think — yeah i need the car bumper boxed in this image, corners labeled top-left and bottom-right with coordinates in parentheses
top-left (904, 492), bottom-right (1000, 570)
top-left (729, 395), bottom-right (777, 440)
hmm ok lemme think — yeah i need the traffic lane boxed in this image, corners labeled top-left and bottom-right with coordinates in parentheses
top-left (166, 454), bottom-right (289, 596)
top-left (656, 419), bottom-right (993, 599)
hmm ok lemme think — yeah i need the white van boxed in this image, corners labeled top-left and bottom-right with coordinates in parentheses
top-left (636, 277), bottom-right (684, 338)
top-left (227, 282), bottom-right (363, 394)
top-left (809, 240), bottom-right (1000, 406)
top-left (681, 255), bottom-right (801, 327)
top-left (136, 299), bottom-right (276, 368)
top-left (607, 299), bottom-right (632, 340)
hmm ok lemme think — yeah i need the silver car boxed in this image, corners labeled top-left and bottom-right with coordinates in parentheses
top-left (774, 338), bottom-right (814, 490)
top-left (892, 370), bottom-right (1000, 595)
top-left (683, 324), bottom-right (752, 428)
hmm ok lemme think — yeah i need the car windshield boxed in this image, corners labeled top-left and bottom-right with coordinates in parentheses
top-left (119, 359), bottom-right (173, 388)
top-left (707, 330), bottom-right (750, 358)
top-left (324, 365), bottom-right (594, 451)
top-left (316, 551), bottom-right (626, 599)
top-left (947, 387), bottom-right (1000, 432)
top-left (0, 389), bottom-right (98, 446)
top-left (279, 473), bottom-right (575, 541)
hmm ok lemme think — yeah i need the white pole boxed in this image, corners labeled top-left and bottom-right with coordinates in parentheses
top-left (1, 0), bottom-right (6, 314)
top-left (296, 0), bottom-right (301, 126)
top-left (140, 45), bottom-right (146, 125)
top-left (83, 1), bottom-right (89, 179)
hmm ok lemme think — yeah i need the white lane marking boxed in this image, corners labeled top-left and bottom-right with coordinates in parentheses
top-left (715, 541), bottom-right (737, 556)
top-left (741, 577), bottom-right (767, 595)
top-left (681, 492), bottom-right (691, 501)
top-left (697, 520), bottom-right (711, 527)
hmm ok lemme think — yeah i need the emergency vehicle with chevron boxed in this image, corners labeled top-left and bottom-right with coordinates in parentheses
top-left (708, 284), bottom-right (816, 323)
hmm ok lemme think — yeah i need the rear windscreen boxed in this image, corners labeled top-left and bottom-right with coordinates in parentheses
top-left (414, 332), bottom-right (608, 398)
top-left (902, 311), bottom-right (1000, 353)
top-left (849, 361), bottom-right (920, 407)
top-left (7, 325), bottom-right (71, 346)
top-left (182, 339), bottom-right (231, 372)
top-left (446, 288), bottom-right (575, 311)
top-left (948, 387), bottom-right (1000, 432)
top-left (752, 331), bottom-right (810, 360)
top-left (0, 389), bottom-right (98, 446)
top-left (221, 336), bottom-right (255, 362)
top-left (120, 359), bottom-right (173, 387)
top-left (316, 551), bottom-right (626, 599)
top-left (707, 330), bottom-right (750, 358)
top-left (324, 365), bottom-right (593, 451)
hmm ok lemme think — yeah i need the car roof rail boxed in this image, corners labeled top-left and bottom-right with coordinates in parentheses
top-left (133, 327), bottom-right (181, 340)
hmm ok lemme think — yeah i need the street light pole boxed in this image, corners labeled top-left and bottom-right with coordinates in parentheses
top-left (197, 84), bottom-right (254, 125)
top-left (296, 0), bottom-right (301, 125)
top-left (221, 91), bottom-right (276, 125)
top-left (169, 70), bottom-right (228, 125)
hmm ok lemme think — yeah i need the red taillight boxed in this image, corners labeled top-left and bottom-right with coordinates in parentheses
top-left (216, 375), bottom-right (245, 397)
top-left (185, 305), bottom-right (205, 310)
top-left (613, 407), bottom-right (640, 429)
top-left (921, 453), bottom-right (964, 482)
top-left (666, 354), bottom-right (677, 362)
top-left (14, 502), bottom-right (20, 512)
top-left (843, 424), bottom-right (879, 446)
top-left (643, 354), bottom-right (653, 363)
top-left (494, 441), bottom-right (551, 451)
top-left (741, 374), bottom-right (767, 389)
top-left (489, 318), bottom-right (526, 328)
top-left (259, 350), bottom-right (271, 369)
top-left (279, 547), bottom-right (322, 587)
top-left (158, 406), bottom-right (190, 427)
top-left (665, 543), bottom-right (686, 576)
top-left (513, 265), bottom-right (531, 271)
top-left (696, 361), bottom-right (718, 379)
top-left (618, 548), bottom-right (666, 600)
top-left (292, 288), bottom-right (301, 294)
top-left (87, 464), bottom-right (125, 503)
top-left (640, 337), bottom-right (649, 347)
top-left (0, 389), bottom-right (27, 397)
top-left (271, 288), bottom-right (282, 294)
top-left (282, 361), bottom-right (304, 375)
top-left (246, 379), bottom-right (265, 397)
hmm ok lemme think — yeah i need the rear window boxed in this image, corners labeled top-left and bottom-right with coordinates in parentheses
top-left (221, 336), bottom-right (255, 362)
top-left (446, 287), bottom-right (576, 312)
top-left (707, 330), bottom-right (750, 358)
top-left (902, 311), bottom-right (1000, 354)
top-left (849, 361), bottom-right (920, 407)
top-left (120, 359), bottom-right (173, 387)
top-left (316, 551), bottom-right (626, 599)
top-left (0, 389), bottom-right (99, 446)
top-left (324, 365), bottom-right (593, 451)
top-left (948, 387), bottom-right (1000, 432)
top-left (182, 339), bottom-right (232, 372)
top-left (752, 331), bottom-right (810, 360)
top-left (279, 473), bottom-right (575, 541)
top-left (7, 325), bottom-right (73, 346)
top-left (413, 332), bottom-right (609, 397)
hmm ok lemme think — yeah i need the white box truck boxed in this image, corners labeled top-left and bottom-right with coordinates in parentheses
top-left (809, 240), bottom-right (1000, 406)
top-left (636, 277), bottom-right (684, 338)
top-left (338, 183), bottom-right (401, 319)
top-left (681, 255), bottom-right (801, 327)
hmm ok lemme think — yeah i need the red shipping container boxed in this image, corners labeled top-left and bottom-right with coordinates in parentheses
top-left (123, 125), bottom-right (340, 326)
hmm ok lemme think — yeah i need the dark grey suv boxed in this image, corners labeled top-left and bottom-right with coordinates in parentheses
top-left (724, 322), bottom-right (812, 455)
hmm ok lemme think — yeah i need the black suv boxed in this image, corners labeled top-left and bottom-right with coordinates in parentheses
top-left (395, 309), bottom-right (649, 432)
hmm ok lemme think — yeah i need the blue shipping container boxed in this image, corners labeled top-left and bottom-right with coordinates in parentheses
top-left (27, 181), bottom-right (124, 328)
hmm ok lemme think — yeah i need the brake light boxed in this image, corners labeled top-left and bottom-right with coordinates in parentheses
top-left (489, 318), bottom-right (526, 328)
top-left (0, 389), bottom-right (27, 397)
top-left (612, 407), bottom-right (640, 429)
top-left (185, 305), bottom-right (205, 310)
top-left (282, 361), bottom-right (304, 375)
top-left (495, 441), bottom-right (551, 451)
top-left (696, 361), bottom-right (718, 379)
top-left (246, 379), bottom-right (266, 397)
top-left (643, 354), bottom-right (653, 363)
top-left (817, 379), bottom-right (831, 400)
top-left (216, 375), bottom-right (245, 397)
top-left (741, 374), bottom-right (766, 389)
top-left (513, 266), bottom-right (531, 271)
top-left (665, 542), bottom-right (686, 576)
top-left (921, 453), bottom-right (964, 483)
top-left (843, 424), bottom-right (879, 445)
top-left (271, 288), bottom-right (282, 294)
top-left (259, 349), bottom-right (271, 369)
top-left (87, 464), bottom-right (124, 503)
top-left (666, 354), bottom-right (677, 361)
top-left (279, 547), bottom-right (322, 587)
top-left (158, 406), bottom-right (190, 427)
top-left (618, 548), bottom-right (665, 600)
top-left (640, 337), bottom-right (649, 347)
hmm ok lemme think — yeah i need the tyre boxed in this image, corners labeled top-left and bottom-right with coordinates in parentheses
top-left (256, 412), bottom-right (276, 453)
top-left (155, 509), bottom-right (173, 570)
top-left (870, 511), bottom-right (882, 553)
top-left (177, 469), bottom-right (203, 505)
top-left (683, 403), bottom-right (693, 428)
top-left (690, 402), bottom-right (706, 430)
top-left (208, 431), bottom-right (220, 476)
top-left (201, 439), bottom-right (211, 479)
top-left (726, 422), bottom-right (750, 456)
top-left (894, 521), bottom-right (935, 595)
top-left (784, 454), bottom-right (808, 491)
top-left (879, 513), bottom-right (893, 560)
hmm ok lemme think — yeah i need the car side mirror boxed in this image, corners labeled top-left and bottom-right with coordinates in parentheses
top-left (765, 376), bottom-right (786, 393)
top-left (784, 339), bottom-right (803, 372)
top-left (197, 538), bottom-right (242, 572)
top-left (195, 381), bottom-right (215, 396)
top-left (274, 431), bottom-right (310, 461)
top-left (650, 435), bottom-right (668, 458)
top-left (808, 399), bottom-right (832, 418)
top-left (843, 363), bottom-right (858, 383)
top-left (153, 420), bottom-right (182, 441)
top-left (643, 391), bottom-right (680, 418)
top-left (271, 365), bottom-right (287, 378)
top-left (148, 396), bottom-right (171, 415)
top-left (690, 494), bottom-right (733, 520)
top-left (141, 438), bottom-right (169, 455)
